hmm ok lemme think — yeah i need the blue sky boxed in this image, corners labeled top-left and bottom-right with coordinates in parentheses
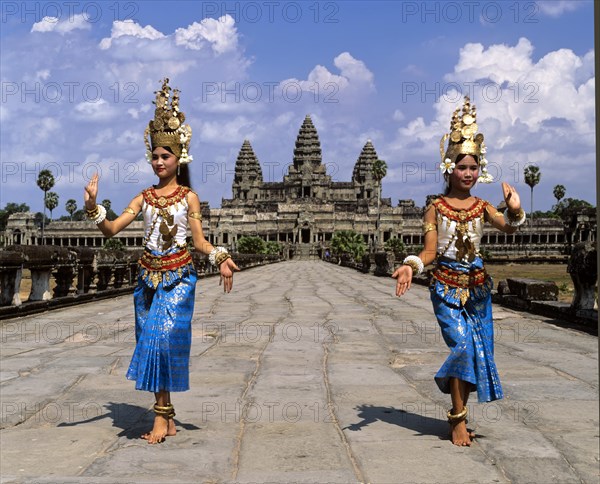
top-left (1, 1), bottom-right (595, 217)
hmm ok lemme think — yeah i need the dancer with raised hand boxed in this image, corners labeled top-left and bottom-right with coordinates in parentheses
top-left (84, 78), bottom-right (239, 444)
top-left (393, 96), bottom-right (526, 446)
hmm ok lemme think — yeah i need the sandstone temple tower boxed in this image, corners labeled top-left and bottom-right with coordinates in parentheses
top-left (210, 115), bottom-right (405, 257)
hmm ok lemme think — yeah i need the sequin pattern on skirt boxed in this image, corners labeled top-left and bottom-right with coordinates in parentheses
top-left (126, 261), bottom-right (197, 393)
top-left (429, 257), bottom-right (503, 403)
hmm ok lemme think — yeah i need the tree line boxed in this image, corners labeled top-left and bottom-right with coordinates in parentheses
top-left (0, 165), bottom-right (594, 248)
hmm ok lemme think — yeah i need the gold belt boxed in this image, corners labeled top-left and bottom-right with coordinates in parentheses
top-left (432, 266), bottom-right (488, 289)
top-left (139, 249), bottom-right (192, 272)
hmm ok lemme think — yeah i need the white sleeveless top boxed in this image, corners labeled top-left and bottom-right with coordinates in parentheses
top-left (432, 197), bottom-right (489, 261)
top-left (140, 185), bottom-right (191, 252)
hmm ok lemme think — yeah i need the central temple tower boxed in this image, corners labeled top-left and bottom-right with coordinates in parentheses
top-left (284, 115), bottom-right (331, 199)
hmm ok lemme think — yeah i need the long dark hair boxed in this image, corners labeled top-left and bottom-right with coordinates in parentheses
top-left (159, 146), bottom-right (193, 189)
top-left (177, 163), bottom-right (192, 189)
top-left (443, 153), bottom-right (478, 195)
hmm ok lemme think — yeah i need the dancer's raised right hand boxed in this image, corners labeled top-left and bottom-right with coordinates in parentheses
top-left (84, 173), bottom-right (99, 209)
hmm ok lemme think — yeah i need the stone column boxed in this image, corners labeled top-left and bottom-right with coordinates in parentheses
top-left (0, 250), bottom-right (24, 306)
top-left (29, 268), bottom-right (53, 301)
top-left (53, 266), bottom-right (76, 298)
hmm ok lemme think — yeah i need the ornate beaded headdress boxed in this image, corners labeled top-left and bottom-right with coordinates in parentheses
top-left (144, 78), bottom-right (193, 165)
top-left (439, 96), bottom-right (492, 183)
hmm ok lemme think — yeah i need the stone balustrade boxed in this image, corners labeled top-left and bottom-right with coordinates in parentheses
top-left (0, 246), bottom-right (281, 319)
top-left (325, 249), bottom-right (597, 328)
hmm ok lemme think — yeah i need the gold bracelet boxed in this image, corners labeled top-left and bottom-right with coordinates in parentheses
top-left (422, 222), bottom-right (437, 234)
top-left (215, 253), bottom-right (231, 266)
top-left (507, 208), bottom-right (525, 222)
top-left (403, 260), bottom-right (420, 274)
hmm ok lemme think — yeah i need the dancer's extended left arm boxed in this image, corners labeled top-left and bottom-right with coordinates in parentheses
top-left (187, 191), bottom-right (240, 292)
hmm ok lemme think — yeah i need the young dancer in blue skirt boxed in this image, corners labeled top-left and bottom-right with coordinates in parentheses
top-left (393, 96), bottom-right (526, 446)
top-left (84, 78), bottom-right (239, 444)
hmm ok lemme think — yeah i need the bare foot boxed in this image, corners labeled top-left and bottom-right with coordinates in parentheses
top-left (450, 420), bottom-right (473, 446)
top-left (167, 417), bottom-right (177, 437)
top-left (141, 415), bottom-right (169, 444)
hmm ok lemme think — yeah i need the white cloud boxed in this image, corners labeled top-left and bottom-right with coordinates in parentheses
top-left (536, 1), bottom-right (582, 17)
top-left (274, 112), bottom-right (295, 127)
top-left (35, 70), bottom-right (51, 81)
top-left (31, 14), bottom-right (91, 34)
top-left (279, 52), bottom-right (374, 102)
top-left (447, 37), bottom-right (534, 85)
top-left (99, 20), bottom-right (166, 50)
top-left (31, 16), bottom-right (57, 33)
top-left (575, 50), bottom-right (594, 86)
top-left (333, 52), bottom-right (374, 88)
top-left (304, 64), bottom-right (349, 89)
top-left (392, 109), bottom-right (405, 121)
top-left (87, 129), bottom-right (113, 147)
top-left (99, 15), bottom-right (238, 56)
top-left (442, 39), bottom-right (594, 137)
top-left (174, 15), bottom-right (238, 55)
top-left (74, 99), bottom-right (116, 121)
top-left (388, 37), bottom-right (595, 206)
top-left (33, 117), bottom-right (61, 141)
top-left (116, 129), bottom-right (138, 146)
top-left (198, 116), bottom-right (259, 144)
top-left (403, 64), bottom-right (427, 77)
top-left (127, 105), bottom-right (151, 120)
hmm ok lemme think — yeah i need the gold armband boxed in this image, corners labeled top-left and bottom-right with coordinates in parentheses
top-left (188, 212), bottom-right (202, 221)
top-left (493, 211), bottom-right (503, 218)
top-left (422, 222), bottom-right (437, 234)
top-left (122, 207), bottom-right (136, 215)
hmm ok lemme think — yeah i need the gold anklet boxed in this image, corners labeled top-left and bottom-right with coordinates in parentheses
top-left (153, 403), bottom-right (174, 416)
top-left (447, 406), bottom-right (468, 422)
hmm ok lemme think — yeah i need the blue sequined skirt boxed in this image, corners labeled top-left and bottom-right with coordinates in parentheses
top-left (429, 257), bottom-right (503, 403)
top-left (126, 247), bottom-right (197, 392)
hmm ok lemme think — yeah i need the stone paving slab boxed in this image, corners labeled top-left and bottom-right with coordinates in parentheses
top-left (0, 260), bottom-right (598, 483)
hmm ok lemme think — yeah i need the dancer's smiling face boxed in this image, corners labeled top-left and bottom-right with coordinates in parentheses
top-left (151, 147), bottom-right (179, 179)
top-left (449, 154), bottom-right (479, 192)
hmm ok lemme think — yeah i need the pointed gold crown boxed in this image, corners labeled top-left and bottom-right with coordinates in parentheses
top-left (439, 95), bottom-right (493, 183)
top-left (439, 95), bottom-right (484, 164)
top-left (144, 78), bottom-right (192, 164)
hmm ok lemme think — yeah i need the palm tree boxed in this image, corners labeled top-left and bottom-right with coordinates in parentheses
top-left (553, 184), bottom-right (566, 205)
top-left (36, 169), bottom-right (55, 244)
top-left (101, 199), bottom-right (111, 211)
top-left (372, 159), bottom-right (388, 247)
top-left (65, 199), bottom-right (77, 221)
top-left (45, 192), bottom-right (59, 222)
top-left (523, 165), bottom-right (541, 225)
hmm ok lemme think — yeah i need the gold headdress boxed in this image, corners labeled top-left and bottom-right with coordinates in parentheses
top-left (144, 78), bottom-right (193, 165)
top-left (439, 96), bottom-right (492, 183)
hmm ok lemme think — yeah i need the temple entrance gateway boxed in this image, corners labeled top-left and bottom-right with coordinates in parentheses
top-left (301, 229), bottom-right (310, 244)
